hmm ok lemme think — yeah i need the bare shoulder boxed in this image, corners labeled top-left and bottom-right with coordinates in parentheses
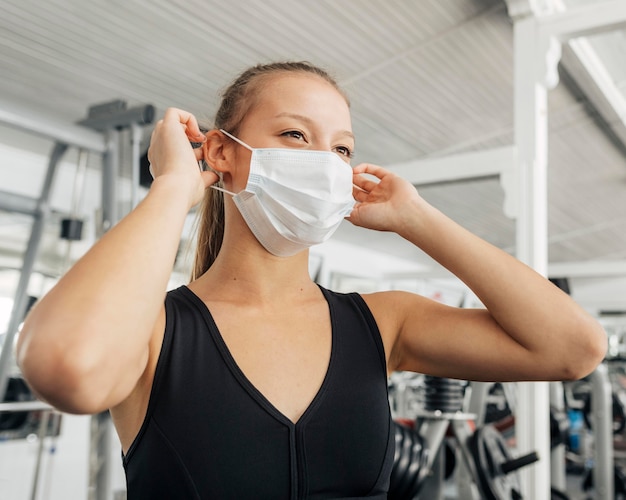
top-left (359, 289), bottom-right (435, 325)
top-left (110, 305), bottom-right (166, 454)
top-left (358, 290), bottom-right (430, 370)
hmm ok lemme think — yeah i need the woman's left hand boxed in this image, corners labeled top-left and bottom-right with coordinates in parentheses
top-left (347, 163), bottom-right (424, 235)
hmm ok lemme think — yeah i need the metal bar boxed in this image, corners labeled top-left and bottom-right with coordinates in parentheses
top-left (537, 0), bottom-right (626, 40)
top-left (418, 444), bottom-right (445, 499)
top-left (89, 127), bottom-right (119, 500)
top-left (549, 382), bottom-right (566, 491)
top-left (88, 412), bottom-right (112, 500)
top-left (451, 419), bottom-right (482, 500)
top-left (0, 102), bottom-right (106, 153)
top-left (0, 400), bottom-right (54, 412)
top-left (70, 149), bottom-right (89, 217)
top-left (466, 381), bottom-right (490, 427)
top-left (77, 104), bottom-right (155, 132)
top-left (100, 131), bottom-right (119, 233)
top-left (30, 410), bottom-right (51, 500)
top-left (0, 190), bottom-right (38, 216)
top-left (415, 419), bottom-right (450, 479)
top-left (590, 363), bottom-right (614, 500)
top-left (0, 142), bottom-right (68, 402)
top-left (130, 123), bottom-right (142, 209)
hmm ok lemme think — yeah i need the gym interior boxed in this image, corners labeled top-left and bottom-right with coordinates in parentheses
top-left (1, 1), bottom-right (626, 499)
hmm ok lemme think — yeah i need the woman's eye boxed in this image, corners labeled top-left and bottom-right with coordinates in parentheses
top-left (282, 130), bottom-right (304, 141)
top-left (335, 146), bottom-right (354, 158)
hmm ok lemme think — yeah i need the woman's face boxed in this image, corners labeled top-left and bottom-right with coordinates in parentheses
top-left (227, 73), bottom-right (354, 192)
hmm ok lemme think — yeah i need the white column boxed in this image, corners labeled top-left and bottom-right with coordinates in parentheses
top-left (512, 15), bottom-right (555, 500)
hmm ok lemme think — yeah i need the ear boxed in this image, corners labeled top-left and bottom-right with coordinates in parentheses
top-left (203, 129), bottom-right (233, 174)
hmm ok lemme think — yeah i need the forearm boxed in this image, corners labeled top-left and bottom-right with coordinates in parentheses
top-left (399, 199), bottom-right (606, 373)
top-left (17, 177), bottom-right (191, 410)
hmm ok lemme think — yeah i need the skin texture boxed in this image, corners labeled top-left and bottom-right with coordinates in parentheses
top-left (17, 73), bottom-right (607, 455)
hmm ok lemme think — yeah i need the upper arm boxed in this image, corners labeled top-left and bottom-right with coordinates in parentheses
top-left (362, 291), bottom-right (538, 382)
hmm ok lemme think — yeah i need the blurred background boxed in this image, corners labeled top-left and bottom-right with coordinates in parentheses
top-left (1, 1), bottom-right (626, 498)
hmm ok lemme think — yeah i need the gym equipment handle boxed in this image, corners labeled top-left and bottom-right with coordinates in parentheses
top-left (501, 451), bottom-right (540, 475)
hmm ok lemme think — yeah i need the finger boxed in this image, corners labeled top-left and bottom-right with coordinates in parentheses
top-left (352, 185), bottom-right (369, 202)
top-left (193, 148), bottom-right (204, 162)
top-left (353, 174), bottom-right (379, 193)
top-left (345, 206), bottom-right (362, 226)
top-left (352, 163), bottom-right (391, 179)
top-left (148, 120), bottom-right (163, 151)
top-left (200, 170), bottom-right (220, 188)
top-left (163, 108), bottom-right (206, 141)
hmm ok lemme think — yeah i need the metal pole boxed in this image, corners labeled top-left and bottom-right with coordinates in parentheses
top-left (130, 123), bottom-right (142, 209)
top-left (590, 363), bottom-right (614, 500)
top-left (0, 142), bottom-right (69, 402)
top-left (89, 127), bottom-right (120, 500)
top-left (467, 381), bottom-right (490, 427)
top-left (30, 410), bottom-right (51, 500)
top-left (70, 150), bottom-right (89, 217)
top-left (549, 382), bottom-right (567, 490)
top-left (0, 191), bottom-right (38, 216)
top-left (415, 418), bottom-right (450, 500)
top-left (88, 411), bottom-right (112, 500)
top-left (100, 130), bottom-right (119, 234)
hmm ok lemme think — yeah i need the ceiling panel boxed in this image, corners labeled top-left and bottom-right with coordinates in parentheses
top-left (0, 0), bottom-right (626, 290)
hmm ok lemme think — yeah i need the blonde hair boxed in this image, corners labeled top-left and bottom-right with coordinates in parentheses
top-left (190, 61), bottom-right (348, 280)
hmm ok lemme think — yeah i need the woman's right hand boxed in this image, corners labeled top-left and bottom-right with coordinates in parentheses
top-left (147, 108), bottom-right (219, 208)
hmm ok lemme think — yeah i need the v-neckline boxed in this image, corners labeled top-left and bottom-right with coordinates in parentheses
top-left (181, 285), bottom-right (336, 427)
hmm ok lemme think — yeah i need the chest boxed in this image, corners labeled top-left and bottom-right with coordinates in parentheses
top-left (209, 301), bottom-right (332, 423)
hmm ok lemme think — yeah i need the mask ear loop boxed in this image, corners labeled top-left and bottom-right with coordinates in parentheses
top-left (210, 185), bottom-right (236, 196)
top-left (219, 129), bottom-right (254, 151)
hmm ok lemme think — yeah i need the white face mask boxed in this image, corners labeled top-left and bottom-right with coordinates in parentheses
top-left (212, 129), bottom-right (355, 257)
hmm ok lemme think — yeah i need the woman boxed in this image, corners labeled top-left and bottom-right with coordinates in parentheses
top-left (17, 62), bottom-right (606, 498)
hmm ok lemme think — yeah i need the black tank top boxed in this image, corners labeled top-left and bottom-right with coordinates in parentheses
top-left (123, 285), bottom-right (393, 499)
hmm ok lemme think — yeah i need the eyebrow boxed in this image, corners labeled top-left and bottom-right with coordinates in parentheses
top-left (274, 112), bottom-right (355, 141)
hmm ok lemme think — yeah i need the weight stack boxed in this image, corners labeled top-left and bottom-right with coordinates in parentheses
top-left (417, 376), bottom-right (465, 413)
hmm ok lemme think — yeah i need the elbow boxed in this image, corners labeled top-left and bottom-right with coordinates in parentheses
top-left (17, 330), bottom-right (112, 415)
top-left (557, 317), bottom-right (607, 381)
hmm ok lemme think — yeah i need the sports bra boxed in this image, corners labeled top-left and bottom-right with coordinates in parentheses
top-left (123, 285), bottom-right (394, 499)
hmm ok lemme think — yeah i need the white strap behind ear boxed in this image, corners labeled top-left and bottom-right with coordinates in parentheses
top-left (210, 185), bottom-right (236, 196)
top-left (220, 129), bottom-right (253, 151)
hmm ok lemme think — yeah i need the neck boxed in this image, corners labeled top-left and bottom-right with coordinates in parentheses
top-left (193, 225), bottom-right (318, 304)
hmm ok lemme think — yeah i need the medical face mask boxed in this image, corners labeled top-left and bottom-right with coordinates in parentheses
top-left (212, 129), bottom-right (355, 257)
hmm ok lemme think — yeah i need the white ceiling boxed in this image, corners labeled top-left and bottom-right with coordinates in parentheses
top-left (1, 0), bottom-right (626, 288)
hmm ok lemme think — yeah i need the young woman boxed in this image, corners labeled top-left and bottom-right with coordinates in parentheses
top-left (17, 62), bottom-right (606, 498)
